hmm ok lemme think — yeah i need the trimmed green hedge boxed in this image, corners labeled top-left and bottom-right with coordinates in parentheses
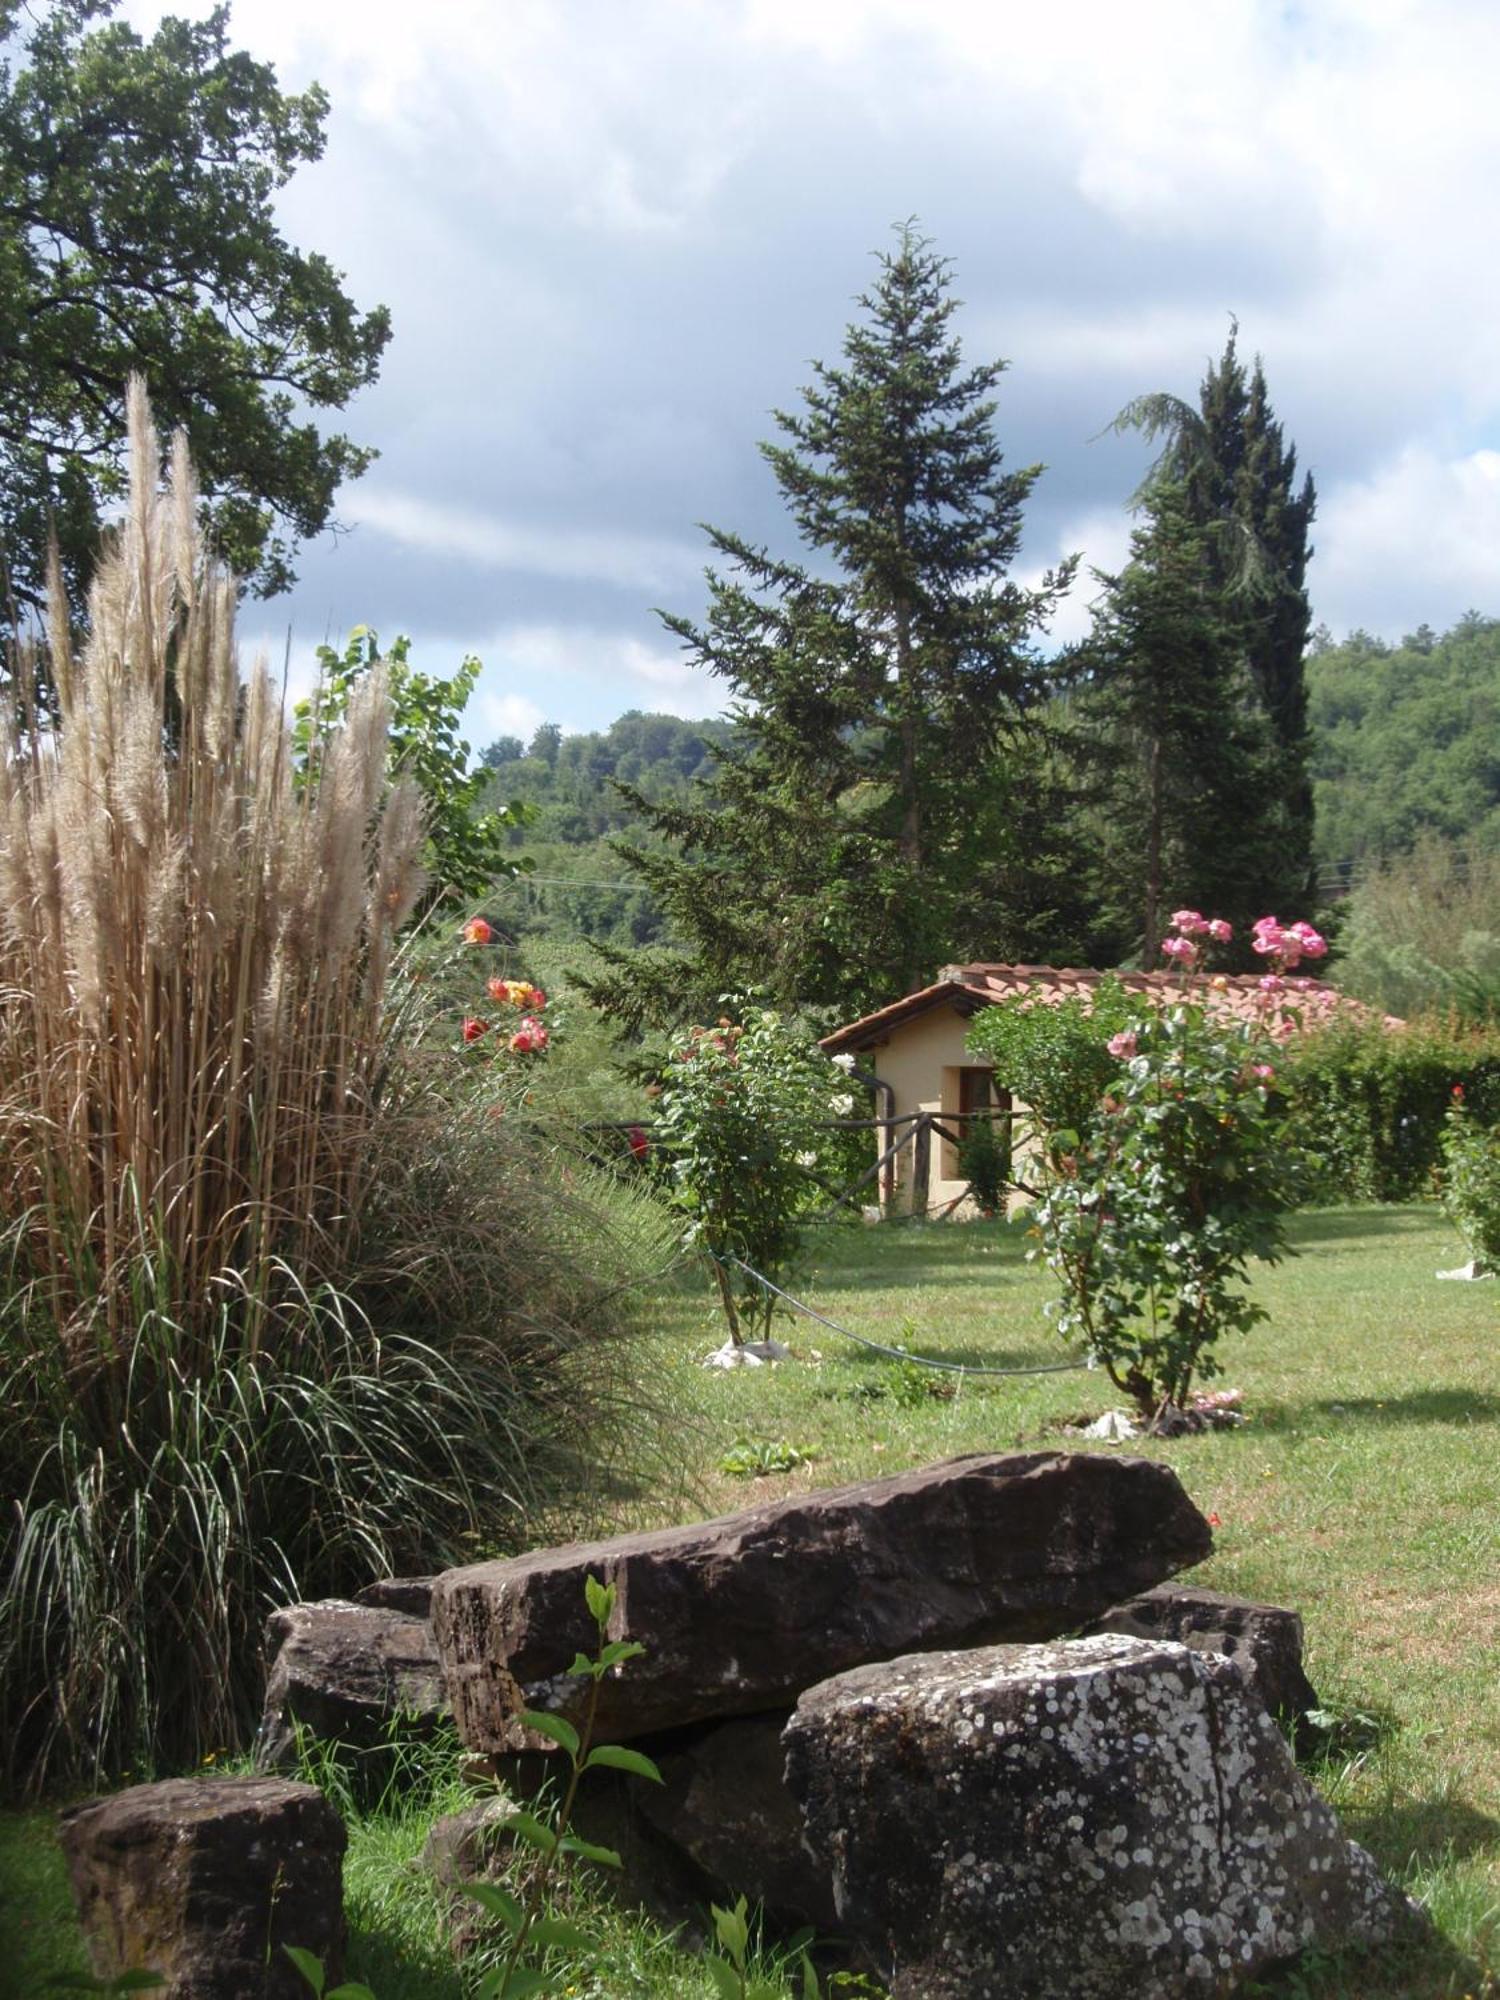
top-left (1280, 1016), bottom-right (1500, 1202)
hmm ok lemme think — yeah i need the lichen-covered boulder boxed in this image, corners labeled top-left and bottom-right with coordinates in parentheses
top-left (59, 1776), bottom-right (345, 1998)
top-left (433, 1452), bottom-right (1212, 1752)
top-left (1088, 1584), bottom-right (1319, 1730)
top-left (783, 1635), bottom-right (1417, 1999)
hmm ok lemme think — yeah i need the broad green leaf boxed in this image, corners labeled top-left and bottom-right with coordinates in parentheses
top-left (557, 1832), bottom-right (621, 1868)
top-left (704, 1958), bottom-right (741, 2000)
top-left (565, 1650), bottom-right (597, 1677)
top-left (526, 1916), bottom-right (591, 1951)
top-left (500, 1810), bottom-right (558, 1855)
top-left (478, 1968), bottom-right (554, 2000)
top-left (801, 1951), bottom-right (822, 2000)
top-left (584, 1573), bottom-right (614, 1624)
top-left (462, 1879), bottom-right (524, 1930)
top-left (583, 1743), bottom-right (663, 1783)
top-left (327, 1984), bottom-right (381, 2000)
top-left (282, 1948), bottom-right (324, 1996)
top-left (519, 1708), bottom-right (580, 1758)
top-left (596, 1639), bottom-right (646, 1669)
top-left (712, 1895), bottom-right (750, 1959)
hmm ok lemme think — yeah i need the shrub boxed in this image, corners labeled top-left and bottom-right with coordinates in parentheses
top-left (653, 1004), bottom-right (848, 1344)
top-left (993, 913), bottom-right (1305, 1418)
top-left (1439, 1088), bottom-right (1500, 1272)
top-left (0, 388), bottom-right (672, 1789)
top-left (1278, 1014), bottom-right (1500, 1202)
top-left (966, 974), bottom-right (1141, 1162)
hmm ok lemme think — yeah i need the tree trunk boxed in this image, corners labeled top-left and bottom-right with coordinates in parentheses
top-left (1143, 731), bottom-right (1163, 962)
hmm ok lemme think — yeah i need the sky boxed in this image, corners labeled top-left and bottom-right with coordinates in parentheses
top-left (123, 0), bottom-right (1500, 745)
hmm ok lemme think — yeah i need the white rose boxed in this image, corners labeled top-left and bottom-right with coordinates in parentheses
top-left (832, 1052), bottom-right (856, 1072)
top-left (831, 1093), bottom-right (855, 1116)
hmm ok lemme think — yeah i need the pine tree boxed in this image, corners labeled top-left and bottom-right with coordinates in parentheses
top-left (584, 228), bottom-right (1073, 1028)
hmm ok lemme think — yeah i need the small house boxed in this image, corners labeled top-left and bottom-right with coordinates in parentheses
top-left (820, 962), bottom-right (1365, 1216)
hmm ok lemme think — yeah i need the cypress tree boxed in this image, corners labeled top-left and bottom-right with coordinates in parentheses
top-left (584, 227), bottom-right (1072, 1028)
top-left (1104, 329), bottom-right (1318, 931)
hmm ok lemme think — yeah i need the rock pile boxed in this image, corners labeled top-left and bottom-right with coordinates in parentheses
top-left (232, 1447), bottom-right (1405, 1997)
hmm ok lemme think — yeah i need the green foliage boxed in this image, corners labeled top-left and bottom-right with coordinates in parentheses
top-left (1332, 833), bottom-right (1500, 1021)
top-left (954, 1113), bottom-right (1011, 1216)
top-left (585, 225), bottom-right (1074, 1029)
top-left (1308, 615), bottom-right (1500, 870)
top-left (653, 1005), bottom-right (847, 1343)
top-left (718, 1437), bottom-right (812, 1477)
top-left (1102, 329), bottom-right (1317, 937)
top-left (0, 0), bottom-right (389, 628)
top-left (295, 630), bottom-right (535, 907)
top-left (1277, 1014), bottom-right (1500, 1202)
top-left (1439, 1090), bottom-right (1500, 1271)
top-left (966, 976), bottom-right (1141, 1159)
top-left (1068, 475), bottom-right (1282, 958)
top-left (1020, 999), bottom-right (1299, 1415)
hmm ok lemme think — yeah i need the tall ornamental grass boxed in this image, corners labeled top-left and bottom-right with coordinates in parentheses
top-left (0, 386), bottom-right (668, 1789)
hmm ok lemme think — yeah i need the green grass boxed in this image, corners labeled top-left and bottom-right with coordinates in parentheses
top-left (5, 1204), bottom-right (1497, 1998)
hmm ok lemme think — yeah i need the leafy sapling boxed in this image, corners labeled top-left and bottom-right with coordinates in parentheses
top-left (462, 1572), bottom-right (663, 1999)
top-left (705, 1894), bottom-right (821, 2000)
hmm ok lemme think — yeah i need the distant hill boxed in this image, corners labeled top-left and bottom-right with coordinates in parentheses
top-left (478, 710), bottom-right (733, 950)
top-left (1308, 614), bottom-right (1500, 876)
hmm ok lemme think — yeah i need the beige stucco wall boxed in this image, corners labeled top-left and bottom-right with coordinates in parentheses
top-left (866, 1003), bottom-right (992, 1212)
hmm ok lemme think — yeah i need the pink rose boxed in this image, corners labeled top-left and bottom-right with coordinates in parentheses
top-left (1169, 909), bottom-right (1208, 936)
top-left (1107, 1030), bottom-right (1138, 1060)
top-left (1161, 935), bottom-right (1198, 965)
top-left (1207, 918), bottom-right (1233, 943)
top-left (1258, 974), bottom-right (1284, 995)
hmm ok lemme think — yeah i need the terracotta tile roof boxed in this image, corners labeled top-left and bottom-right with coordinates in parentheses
top-left (820, 962), bottom-right (1377, 1054)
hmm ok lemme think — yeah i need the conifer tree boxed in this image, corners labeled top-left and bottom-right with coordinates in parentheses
top-left (1076, 477), bottom-right (1274, 959)
top-left (584, 228), bottom-right (1072, 1028)
top-left (1106, 329), bottom-right (1318, 929)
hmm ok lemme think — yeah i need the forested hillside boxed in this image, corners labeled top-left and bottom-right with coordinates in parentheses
top-left (479, 711), bottom-right (732, 949)
top-left (1308, 614), bottom-right (1500, 873)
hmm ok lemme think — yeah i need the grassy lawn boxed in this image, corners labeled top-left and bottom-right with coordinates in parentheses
top-left (4, 1203), bottom-right (1496, 1997)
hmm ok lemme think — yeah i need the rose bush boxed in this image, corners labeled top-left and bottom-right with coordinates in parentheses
top-left (653, 1002), bottom-right (850, 1345)
top-left (980, 913), bottom-right (1313, 1420)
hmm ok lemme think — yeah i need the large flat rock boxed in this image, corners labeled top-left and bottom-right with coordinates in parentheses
top-left (432, 1451), bottom-right (1211, 1751)
top-left (783, 1635), bottom-right (1417, 1999)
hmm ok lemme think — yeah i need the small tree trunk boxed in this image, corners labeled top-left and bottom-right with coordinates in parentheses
top-left (1143, 731), bottom-right (1164, 962)
top-left (710, 1258), bottom-right (743, 1346)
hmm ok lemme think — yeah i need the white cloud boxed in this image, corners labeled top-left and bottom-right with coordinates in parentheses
top-left (467, 623), bottom-right (725, 733)
top-left (1315, 446), bottom-right (1500, 635)
top-left (348, 489), bottom-right (702, 593)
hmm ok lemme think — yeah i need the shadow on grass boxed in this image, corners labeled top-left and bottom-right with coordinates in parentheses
top-left (1357, 1794), bottom-right (1500, 1871)
top-left (823, 1340), bottom-right (1079, 1377)
top-left (345, 1927), bottom-right (468, 2000)
top-left (1287, 1205), bottom-right (1444, 1248)
top-left (1253, 1928), bottom-right (1494, 2000)
top-left (1248, 1388), bottom-right (1500, 1435)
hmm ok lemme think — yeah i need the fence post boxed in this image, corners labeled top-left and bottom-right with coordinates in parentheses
top-left (911, 1112), bottom-right (931, 1218)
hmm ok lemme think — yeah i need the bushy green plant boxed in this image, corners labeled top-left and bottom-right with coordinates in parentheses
top-left (653, 1004), bottom-right (850, 1344)
top-left (1439, 1088), bottom-right (1500, 1272)
top-left (966, 976), bottom-right (1141, 1173)
top-left (995, 913), bottom-right (1311, 1418)
top-left (294, 628), bottom-right (536, 908)
top-left (1031, 997), bottom-right (1298, 1416)
top-left (1278, 1015), bottom-right (1500, 1202)
top-left (954, 1115), bottom-right (1011, 1216)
